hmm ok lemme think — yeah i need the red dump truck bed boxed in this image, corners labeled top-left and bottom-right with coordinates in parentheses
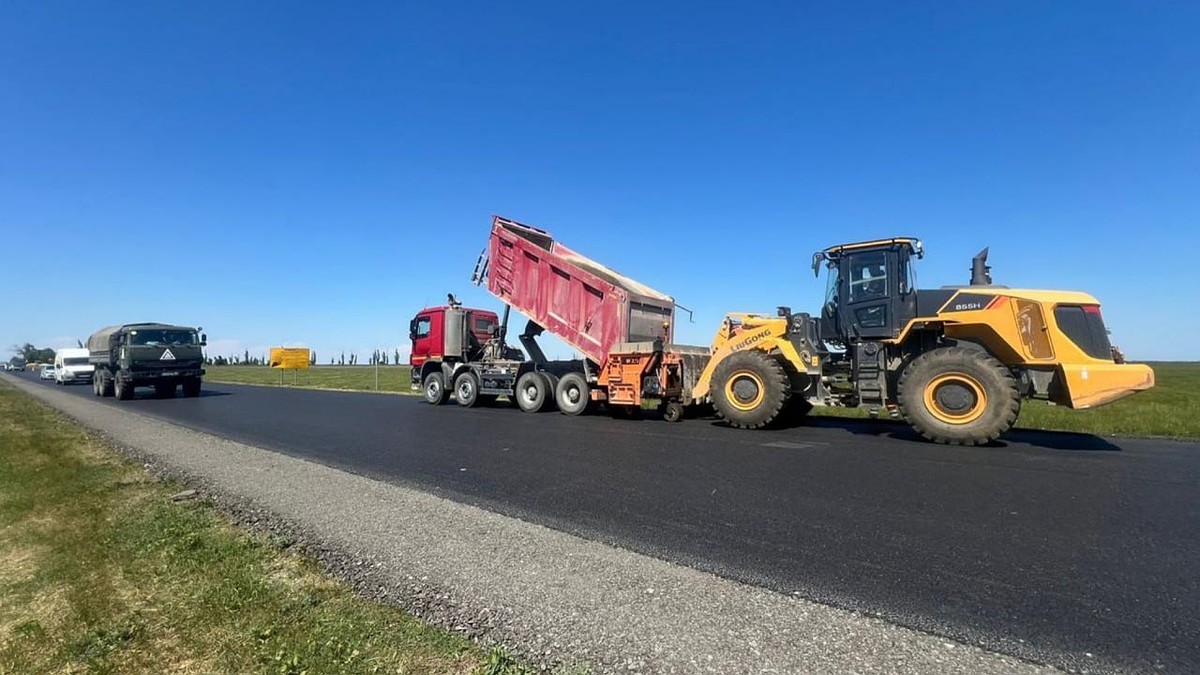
top-left (485, 216), bottom-right (676, 366)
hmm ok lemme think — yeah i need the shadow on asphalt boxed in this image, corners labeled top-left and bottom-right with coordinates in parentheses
top-left (792, 416), bottom-right (1124, 452)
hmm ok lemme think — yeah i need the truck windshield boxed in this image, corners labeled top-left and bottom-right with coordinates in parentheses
top-left (63, 358), bottom-right (89, 366)
top-left (130, 330), bottom-right (198, 346)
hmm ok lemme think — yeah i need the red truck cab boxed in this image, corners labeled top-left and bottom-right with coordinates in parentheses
top-left (409, 305), bottom-right (500, 368)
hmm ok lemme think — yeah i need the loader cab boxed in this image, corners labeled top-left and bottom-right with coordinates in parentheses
top-left (813, 238), bottom-right (923, 344)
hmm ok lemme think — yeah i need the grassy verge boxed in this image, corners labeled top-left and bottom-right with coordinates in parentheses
top-left (0, 383), bottom-right (538, 675)
top-left (207, 363), bottom-right (1200, 439)
top-left (206, 365), bottom-right (416, 394)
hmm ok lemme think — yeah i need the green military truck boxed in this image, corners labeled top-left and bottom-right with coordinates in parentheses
top-left (88, 323), bottom-right (207, 400)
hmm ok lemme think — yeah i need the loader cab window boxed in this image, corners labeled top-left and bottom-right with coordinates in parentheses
top-left (848, 251), bottom-right (889, 303)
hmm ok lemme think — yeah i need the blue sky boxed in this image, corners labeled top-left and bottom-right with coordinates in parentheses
top-left (2, 2), bottom-right (1197, 361)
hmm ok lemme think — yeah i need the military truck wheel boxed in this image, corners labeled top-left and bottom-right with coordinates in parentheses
top-left (115, 379), bottom-right (133, 401)
top-left (423, 372), bottom-right (450, 405)
top-left (182, 378), bottom-right (201, 398)
top-left (155, 383), bottom-right (176, 399)
top-left (92, 376), bottom-right (102, 396)
top-left (515, 371), bottom-right (551, 413)
top-left (453, 371), bottom-right (481, 408)
top-left (555, 372), bottom-right (589, 416)
top-left (102, 375), bottom-right (115, 398)
top-left (711, 350), bottom-right (791, 429)
top-left (897, 346), bottom-right (1020, 445)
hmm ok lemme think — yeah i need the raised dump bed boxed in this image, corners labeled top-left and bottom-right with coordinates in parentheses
top-left (484, 216), bottom-right (676, 366)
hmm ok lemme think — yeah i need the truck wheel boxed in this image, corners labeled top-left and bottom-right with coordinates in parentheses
top-left (93, 376), bottom-right (102, 396)
top-left (422, 372), bottom-right (450, 405)
top-left (711, 350), bottom-right (791, 429)
top-left (555, 372), bottom-right (589, 416)
top-left (102, 375), bottom-right (115, 398)
top-left (115, 379), bottom-right (133, 401)
top-left (454, 371), bottom-right (481, 408)
top-left (515, 371), bottom-right (551, 413)
top-left (182, 378), bottom-right (201, 398)
top-left (662, 400), bottom-right (685, 423)
top-left (155, 383), bottom-right (176, 398)
top-left (897, 346), bottom-right (1020, 445)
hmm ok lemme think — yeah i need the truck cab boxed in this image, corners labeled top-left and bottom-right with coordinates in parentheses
top-left (409, 305), bottom-right (500, 369)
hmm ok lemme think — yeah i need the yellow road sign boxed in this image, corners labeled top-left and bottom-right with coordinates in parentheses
top-left (269, 347), bottom-right (311, 369)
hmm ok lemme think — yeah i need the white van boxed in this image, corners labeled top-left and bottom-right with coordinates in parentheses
top-left (54, 348), bottom-right (94, 385)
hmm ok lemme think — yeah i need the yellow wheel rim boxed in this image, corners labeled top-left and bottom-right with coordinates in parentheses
top-left (725, 370), bottom-right (766, 412)
top-left (924, 373), bottom-right (987, 424)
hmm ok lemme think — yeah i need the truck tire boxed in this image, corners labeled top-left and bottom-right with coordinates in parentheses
top-left (555, 372), bottom-right (589, 416)
top-left (102, 374), bottom-right (115, 398)
top-left (182, 378), bottom-right (201, 398)
top-left (711, 350), bottom-right (791, 429)
top-left (454, 371), bottom-right (481, 408)
top-left (662, 400), bottom-right (685, 423)
top-left (115, 378), bottom-right (133, 401)
top-left (93, 375), bottom-right (103, 396)
top-left (423, 372), bottom-right (450, 405)
top-left (155, 383), bottom-right (176, 399)
top-left (515, 371), bottom-right (551, 413)
top-left (897, 346), bottom-right (1020, 445)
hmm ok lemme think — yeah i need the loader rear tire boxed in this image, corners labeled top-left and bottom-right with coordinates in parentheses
top-left (711, 350), bottom-right (791, 429)
top-left (423, 372), bottom-right (450, 405)
top-left (897, 346), bottom-right (1020, 445)
top-left (515, 371), bottom-right (551, 413)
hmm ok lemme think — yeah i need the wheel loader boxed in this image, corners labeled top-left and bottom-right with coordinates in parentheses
top-left (692, 238), bottom-right (1155, 444)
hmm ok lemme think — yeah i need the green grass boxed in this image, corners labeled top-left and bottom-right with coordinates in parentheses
top-left (208, 363), bottom-right (1200, 439)
top-left (0, 383), bottom-right (544, 675)
top-left (207, 365), bottom-right (416, 394)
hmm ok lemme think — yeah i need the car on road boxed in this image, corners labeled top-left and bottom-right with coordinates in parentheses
top-left (54, 348), bottom-right (94, 385)
top-left (39, 365), bottom-right (57, 380)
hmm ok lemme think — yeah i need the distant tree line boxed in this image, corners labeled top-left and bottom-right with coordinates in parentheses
top-left (204, 348), bottom-right (405, 366)
top-left (10, 343), bottom-right (55, 363)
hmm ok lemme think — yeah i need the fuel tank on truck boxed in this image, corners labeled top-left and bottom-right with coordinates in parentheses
top-left (483, 216), bottom-right (676, 366)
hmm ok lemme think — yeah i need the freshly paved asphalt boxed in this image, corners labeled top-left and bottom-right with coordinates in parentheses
top-left (17, 372), bottom-right (1199, 674)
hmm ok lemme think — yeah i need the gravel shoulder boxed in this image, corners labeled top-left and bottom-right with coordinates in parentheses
top-left (3, 374), bottom-right (1058, 675)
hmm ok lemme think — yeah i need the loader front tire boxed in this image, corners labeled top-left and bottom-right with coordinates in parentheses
top-left (711, 350), bottom-right (791, 429)
top-left (897, 346), bottom-right (1020, 445)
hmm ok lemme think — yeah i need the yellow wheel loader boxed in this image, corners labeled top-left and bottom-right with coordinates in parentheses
top-left (692, 239), bottom-right (1155, 444)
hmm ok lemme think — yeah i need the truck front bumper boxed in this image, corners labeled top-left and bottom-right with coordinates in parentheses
top-left (121, 368), bottom-right (205, 382)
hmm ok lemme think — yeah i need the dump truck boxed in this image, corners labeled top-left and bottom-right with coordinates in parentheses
top-left (88, 323), bottom-right (207, 400)
top-left (409, 216), bottom-right (703, 419)
top-left (411, 216), bottom-right (1155, 445)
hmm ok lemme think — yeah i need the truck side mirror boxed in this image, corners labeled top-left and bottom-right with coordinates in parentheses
top-left (200, 333), bottom-right (208, 346)
top-left (408, 319), bottom-right (418, 341)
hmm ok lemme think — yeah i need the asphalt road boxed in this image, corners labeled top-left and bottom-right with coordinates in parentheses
top-left (16, 372), bottom-right (1200, 674)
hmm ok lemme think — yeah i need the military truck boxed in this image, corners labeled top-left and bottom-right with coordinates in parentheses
top-left (87, 323), bottom-right (207, 400)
